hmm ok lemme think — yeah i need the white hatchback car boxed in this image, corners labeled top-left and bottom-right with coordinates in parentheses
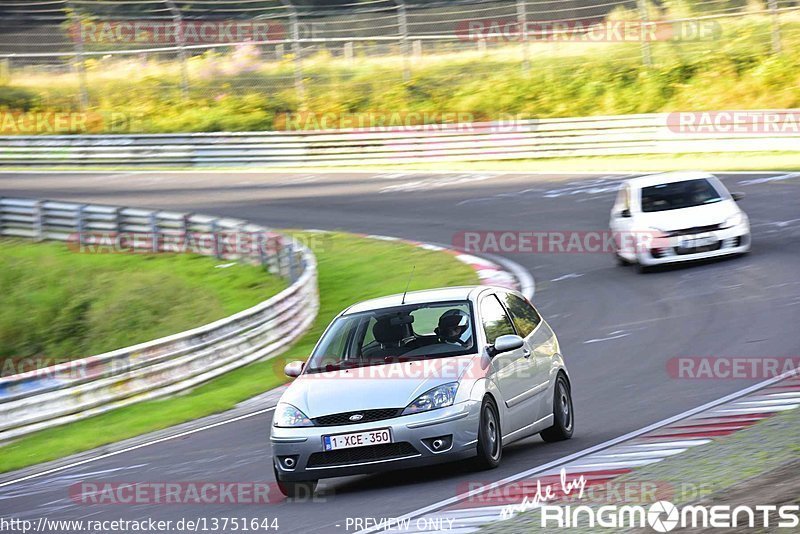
top-left (610, 172), bottom-right (750, 272)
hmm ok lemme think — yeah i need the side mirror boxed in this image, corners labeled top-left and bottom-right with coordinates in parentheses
top-left (620, 208), bottom-right (632, 218)
top-left (731, 192), bottom-right (745, 202)
top-left (488, 334), bottom-right (524, 357)
top-left (284, 360), bottom-right (305, 378)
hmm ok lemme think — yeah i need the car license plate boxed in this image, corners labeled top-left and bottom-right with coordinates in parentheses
top-left (680, 235), bottom-right (715, 249)
top-left (323, 428), bottom-right (392, 451)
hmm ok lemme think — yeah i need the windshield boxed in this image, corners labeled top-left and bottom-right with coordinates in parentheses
top-left (640, 178), bottom-right (724, 213)
top-left (306, 301), bottom-right (475, 373)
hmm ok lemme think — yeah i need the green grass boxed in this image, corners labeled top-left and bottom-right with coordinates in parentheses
top-left (3, 12), bottom-right (800, 134)
top-left (0, 240), bottom-right (286, 370)
top-left (0, 232), bottom-right (480, 473)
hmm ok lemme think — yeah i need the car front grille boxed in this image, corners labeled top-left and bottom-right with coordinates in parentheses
top-left (674, 241), bottom-right (722, 255)
top-left (307, 442), bottom-right (419, 468)
top-left (664, 223), bottom-right (722, 237)
top-left (312, 408), bottom-right (403, 427)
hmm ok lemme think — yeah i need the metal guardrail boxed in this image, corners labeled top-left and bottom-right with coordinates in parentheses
top-left (1, 112), bottom-right (798, 167)
top-left (0, 198), bottom-right (319, 441)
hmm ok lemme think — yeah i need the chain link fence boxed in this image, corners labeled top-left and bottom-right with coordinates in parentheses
top-left (0, 0), bottom-right (798, 116)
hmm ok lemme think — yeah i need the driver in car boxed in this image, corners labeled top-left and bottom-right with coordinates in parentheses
top-left (435, 309), bottom-right (472, 348)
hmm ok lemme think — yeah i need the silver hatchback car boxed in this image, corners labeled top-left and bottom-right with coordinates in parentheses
top-left (271, 286), bottom-right (574, 497)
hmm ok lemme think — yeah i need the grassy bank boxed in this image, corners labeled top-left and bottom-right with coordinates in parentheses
top-left (3, 12), bottom-right (800, 134)
top-left (0, 240), bottom-right (286, 371)
top-left (0, 232), bottom-right (480, 473)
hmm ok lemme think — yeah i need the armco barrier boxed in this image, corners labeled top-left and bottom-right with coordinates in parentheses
top-left (0, 111), bottom-right (798, 167)
top-left (0, 198), bottom-right (318, 441)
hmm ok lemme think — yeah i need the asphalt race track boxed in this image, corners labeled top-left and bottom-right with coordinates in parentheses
top-left (1, 170), bottom-right (799, 532)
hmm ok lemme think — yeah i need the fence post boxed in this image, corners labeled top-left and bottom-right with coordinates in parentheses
top-left (516, 0), bottom-right (530, 74)
top-left (165, 0), bottom-right (190, 101)
top-left (66, 2), bottom-right (90, 110)
top-left (280, 0), bottom-right (306, 102)
top-left (395, 0), bottom-right (411, 81)
top-left (767, 0), bottom-right (783, 54)
top-left (637, 0), bottom-right (653, 67)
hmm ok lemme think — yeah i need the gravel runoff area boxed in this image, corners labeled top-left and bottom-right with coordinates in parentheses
top-left (480, 399), bottom-right (800, 533)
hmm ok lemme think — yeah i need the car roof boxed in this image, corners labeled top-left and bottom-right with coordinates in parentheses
top-left (342, 286), bottom-right (492, 315)
top-left (624, 171), bottom-right (716, 190)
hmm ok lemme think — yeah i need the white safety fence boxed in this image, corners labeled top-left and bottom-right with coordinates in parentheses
top-left (1, 111), bottom-right (798, 167)
top-left (0, 198), bottom-right (318, 441)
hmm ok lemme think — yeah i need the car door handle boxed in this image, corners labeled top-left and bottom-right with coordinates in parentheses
top-left (523, 348), bottom-right (531, 358)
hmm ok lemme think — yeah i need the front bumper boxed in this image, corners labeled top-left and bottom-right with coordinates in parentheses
top-left (638, 224), bottom-right (751, 266)
top-left (270, 401), bottom-right (480, 481)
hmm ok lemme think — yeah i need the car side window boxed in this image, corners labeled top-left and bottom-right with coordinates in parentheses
top-left (500, 292), bottom-right (541, 338)
top-left (481, 295), bottom-right (516, 345)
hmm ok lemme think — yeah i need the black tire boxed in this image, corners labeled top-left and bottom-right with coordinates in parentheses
top-left (540, 374), bottom-right (574, 442)
top-left (273, 463), bottom-right (317, 499)
top-left (474, 396), bottom-right (502, 469)
top-left (636, 262), bottom-right (652, 274)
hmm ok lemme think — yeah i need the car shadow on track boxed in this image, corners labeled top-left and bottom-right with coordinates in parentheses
top-left (307, 437), bottom-right (552, 499)
top-left (629, 252), bottom-right (750, 275)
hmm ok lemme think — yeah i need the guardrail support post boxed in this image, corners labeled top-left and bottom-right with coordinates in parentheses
top-left (76, 204), bottom-right (86, 249)
top-left (211, 220), bottom-right (223, 259)
top-left (767, 0), bottom-right (783, 54)
top-left (344, 41), bottom-right (354, 64)
top-left (395, 0), bottom-right (411, 81)
top-left (257, 231), bottom-right (268, 270)
top-left (280, 0), bottom-right (306, 103)
top-left (287, 242), bottom-right (297, 282)
top-left (412, 40), bottom-right (422, 59)
top-left (149, 212), bottom-right (160, 253)
top-left (165, 0), bottom-right (190, 101)
top-left (516, 0), bottom-right (530, 74)
top-left (637, 0), bottom-right (653, 67)
top-left (33, 200), bottom-right (45, 241)
top-left (181, 213), bottom-right (191, 251)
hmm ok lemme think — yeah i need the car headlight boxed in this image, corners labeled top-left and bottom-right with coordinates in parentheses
top-left (402, 382), bottom-right (459, 415)
top-left (721, 212), bottom-right (745, 229)
top-left (273, 403), bottom-right (313, 427)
